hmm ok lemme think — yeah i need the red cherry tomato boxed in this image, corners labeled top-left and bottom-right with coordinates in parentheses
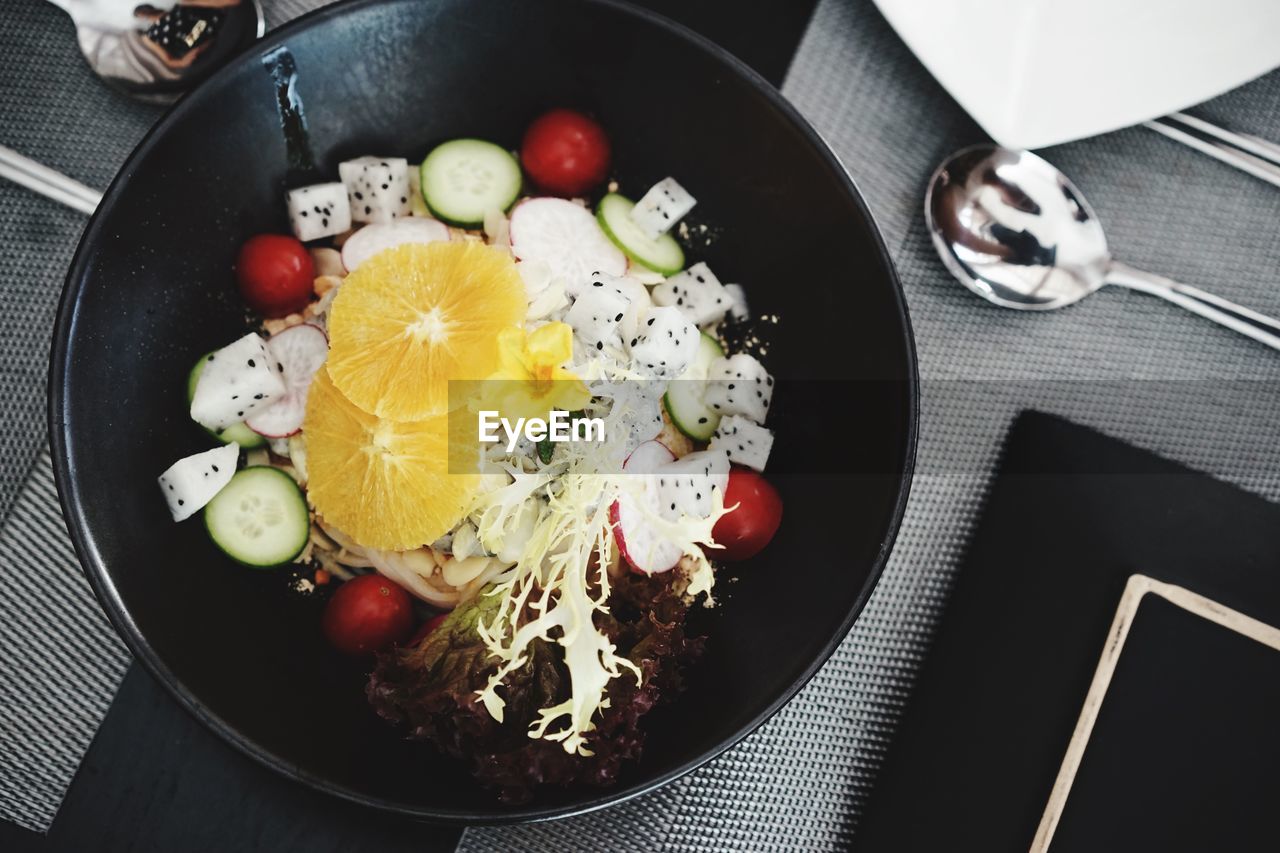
top-left (520, 108), bottom-right (611, 196)
top-left (321, 574), bottom-right (414, 656)
top-left (408, 613), bottom-right (449, 647)
top-left (235, 234), bottom-right (314, 318)
top-left (712, 467), bottom-right (783, 561)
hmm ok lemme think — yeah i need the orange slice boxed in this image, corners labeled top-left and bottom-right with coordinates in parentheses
top-left (304, 367), bottom-right (479, 550)
top-left (326, 240), bottom-right (526, 421)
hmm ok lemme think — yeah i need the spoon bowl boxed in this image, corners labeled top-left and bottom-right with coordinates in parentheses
top-left (49, 0), bottom-right (263, 102)
top-left (925, 144), bottom-right (1280, 349)
top-left (925, 146), bottom-right (1110, 310)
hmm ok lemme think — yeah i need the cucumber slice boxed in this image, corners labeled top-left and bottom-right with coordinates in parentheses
top-left (663, 333), bottom-right (725, 441)
top-left (187, 355), bottom-right (267, 449)
top-left (419, 139), bottom-right (523, 227)
top-left (597, 193), bottom-right (685, 275)
top-left (203, 466), bottom-right (310, 567)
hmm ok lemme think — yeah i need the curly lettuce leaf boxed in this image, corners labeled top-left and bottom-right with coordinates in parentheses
top-left (366, 574), bottom-right (702, 802)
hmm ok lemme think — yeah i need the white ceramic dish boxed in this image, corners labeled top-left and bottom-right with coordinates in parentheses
top-left (872, 0), bottom-right (1280, 148)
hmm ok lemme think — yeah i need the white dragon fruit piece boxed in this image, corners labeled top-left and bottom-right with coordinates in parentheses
top-left (190, 333), bottom-right (288, 432)
top-left (566, 268), bottom-right (628, 301)
top-left (703, 353), bottom-right (773, 424)
top-left (723, 283), bottom-right (750, 321)
top-left (157, 443), bottom-right (240, 522)
top-left (630, 177), bottom-right (696, 240)
top-left (651, 262), bottom-right (732, 327)
top-left (709, 415), bottom-right (774, 471)
top-left (656, 449), bottom-right (730, 520)
top-left (611, 274), bottom-right (652, 342)
top-left (627, 306), bottom-right (698, 378)
top-left (567, 271), bottom-right (651, 344)
top-left (285, 183), bottom-right (351, 242)
top-left (339, 156), bottom-right (412, 224)
top-left (565, 282), bottom-right (630, 354)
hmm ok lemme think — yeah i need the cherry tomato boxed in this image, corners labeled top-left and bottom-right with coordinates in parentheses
top-left (235, 234), bottom-right (314, 318)
top-left (712, 467), bottom-right (783, 561)
top-left (408, 613), bottom-right (449, 647)
top-left (321, 574), bottom-right (414, 656)
top-left (520, 108), bottom-right (611, 196)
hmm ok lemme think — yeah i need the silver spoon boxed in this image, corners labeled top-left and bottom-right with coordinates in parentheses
top-left (47, 0), bottom-right (263, 103)
top-left (925, 145), bottom-right (1280, 351)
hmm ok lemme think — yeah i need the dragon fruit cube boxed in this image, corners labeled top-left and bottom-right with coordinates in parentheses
top-left (709, 415), bottom-right (774, 471)
top-left (656, 449), bottom-right (730, 520)
top-left (723, 283), bottom-right (750, 321)
top-left (158, 443), bottom-right (240, 522)
top-left (339, 156), bottom-right (412, 224)
top-left (565, 282), bottom-right (631, 354)
top-left (651, 262), bottom-right (732, 327)
top-left (286, 183), bottom-right (352, 242)
top-left (190, 333), bottom-right (288, 432)
top-left (627, 306), bottom-right (698, 378)
top-left (630, 177), bottom-right (696, 240)
top-left (568, 271), bottom-right (652, 341)
top-left (703, 353), bottom-right (773, 424)
top-left (566, 269), bottom-right (630, 301)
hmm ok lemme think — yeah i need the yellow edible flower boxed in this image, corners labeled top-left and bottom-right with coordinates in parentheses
top-left (484, 322), bottom-right (591, 422)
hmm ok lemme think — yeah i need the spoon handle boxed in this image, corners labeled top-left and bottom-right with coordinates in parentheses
top-left (1106, 261), bottom-right (1280, 351)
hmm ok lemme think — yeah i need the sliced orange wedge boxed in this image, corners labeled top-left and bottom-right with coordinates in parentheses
top-left (326, 241), bottom-right (525, 421)
top-left (304, 367), bottom-right (479, 550)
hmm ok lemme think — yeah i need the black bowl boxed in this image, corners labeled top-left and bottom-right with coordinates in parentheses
top-left (49, 0), bottom-right (917, 824)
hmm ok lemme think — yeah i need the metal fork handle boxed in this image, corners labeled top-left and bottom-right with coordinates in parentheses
top-left (1144, 112), bottom-right (1280, 189)
top-left (0, 144), bottom-right (102, 215)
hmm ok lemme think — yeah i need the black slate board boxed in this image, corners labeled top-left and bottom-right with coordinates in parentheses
top-left (1051, 591), bottom-right (1280, 851)
top-left (854, 411), bottom-right (1280, 853)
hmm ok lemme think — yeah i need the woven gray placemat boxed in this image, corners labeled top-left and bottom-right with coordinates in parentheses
top-left (0, 0), bottom-right (162, 833)
top-left (0, 1), bottom-right (159, 528)
top-left (0, 0), bottom-right (323, 833)
top-left (0, 449), bottom-right (131, 832)
top-left (461, 1), bottom-right (1280, 850)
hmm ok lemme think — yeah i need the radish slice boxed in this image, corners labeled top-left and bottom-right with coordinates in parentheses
top-left (246, 324), bottom-right (329, 438)
top-left (623, 439), bottom-right (676, 472)
top-left (610, 440), bottom-right (682, 574)
top-left (509, 198), bottom-right (626, 290)
top-left (341, 218), bottom-right (450, 272)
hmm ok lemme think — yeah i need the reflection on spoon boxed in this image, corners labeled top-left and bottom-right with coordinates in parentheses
top-left (925, 145), bottom-right (1280, 351)
top-left (47, 0), bottom-right (263, 102)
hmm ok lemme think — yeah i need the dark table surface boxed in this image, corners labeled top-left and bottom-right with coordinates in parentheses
top-left (1, 1), bottom-right (818, 849)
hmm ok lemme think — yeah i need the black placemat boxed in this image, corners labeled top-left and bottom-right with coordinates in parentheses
top-left (0, 667), bottom-right (464, 853)
top-left (854, 410), bottom-right (1280, 852)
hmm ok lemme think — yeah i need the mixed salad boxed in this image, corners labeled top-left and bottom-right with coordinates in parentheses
top-left (157, 108), bottom-right (783, 800)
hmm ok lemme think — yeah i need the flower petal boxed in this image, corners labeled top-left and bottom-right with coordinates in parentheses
top-left (527, 322), bottom-right (574, 366)
top-left (494, 327), bottom-right (533, 378)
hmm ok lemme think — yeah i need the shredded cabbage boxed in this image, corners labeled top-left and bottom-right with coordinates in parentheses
top-left (468, 405), bottom-right (727, 755)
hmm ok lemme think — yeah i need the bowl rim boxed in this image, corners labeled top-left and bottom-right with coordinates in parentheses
top-left (47, 0), bottom-right (919, 826)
